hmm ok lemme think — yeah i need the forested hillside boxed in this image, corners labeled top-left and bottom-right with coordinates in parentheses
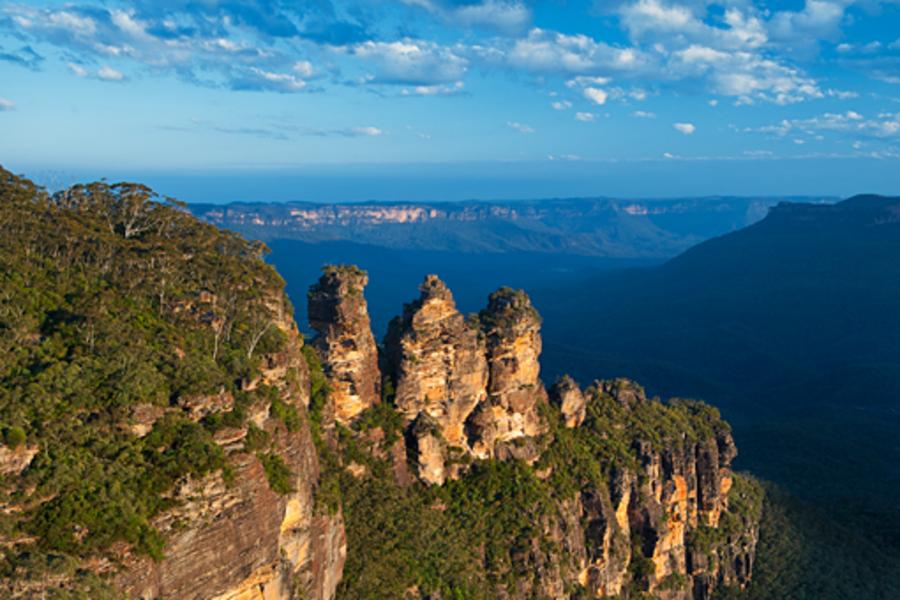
top-left (0, 167), bottom-right (763, 599)
top-left (0, 167), bottom-right (346, 598)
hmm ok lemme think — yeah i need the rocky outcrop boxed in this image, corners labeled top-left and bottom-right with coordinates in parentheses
top-left (466, 288), bottom-right (546, 459)
top-left (308, 266), bottom-right (380, 424)
top-left (0, 443), bottom-right (39, 477)
top-left (540, 380), bottom-right (759, 600)
top-left (115, 268), bottom-right (756, 600)
top-left (410, 413), bottom-right (448, 486)
top-left (381, 276), bottom-right (551, 481)
top-left (383, 275), bottom-right (488, 478)
top-left (550, 375), bottom-right (586, 428)
top-left (118, 294), bottom-right (346, 600)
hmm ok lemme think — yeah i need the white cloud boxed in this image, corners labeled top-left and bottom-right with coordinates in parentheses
top-left (97, 65), bottom-right (124, 81)
top-left (352, 39), bottom-right (468, 85)
top-left (454, 1), bottom-right (531, 32)
top-left (68, 62), bottom-right (126, 82)
top-left (670, 44), bottom-right (823, 104)
top-left (240, 67), bottom-right (307, 92)
top-left (0, 97), bottom-right (15, 111)
top-left (747, 111), bottom-right (900, 140)
top-left (68, 63), bottom-right (88, 77)
top-left (404, 0), bottom-right (531, 33)
top-left (551, 100), bottom-right (572, 110)
top-left (507, 121), bottom-right (535, 133)
top-left (674, 122), bottom-right (696, 135)
top-left (47, 10), bottom-right (97, 35)
top-left (709, 99), bottom-right (719, 107)
top-left (293, 61), bottom-right (314, 78)
top-left (584, 87), bottom-right (608, 105)
top-left (548, 153), bottom-right (582, 161)
top-left (565, 75), bottom-right (611, 88)
top-left (502, 28), bottom-right (650, 75)
top-left (620, 0), bottom-right (767, 50)
top-left (401, 81), bottom-right (465, 96)
top-left (352, 126), bottom-right (384, 137)
top-left (575, 112), bottom-right (595, 122)
top-left (827, 88), bottom-right (858, 100)
top-left (769, 0), bottom-right (847, 44)
top-left (632, 110), bottom-right (656, 118)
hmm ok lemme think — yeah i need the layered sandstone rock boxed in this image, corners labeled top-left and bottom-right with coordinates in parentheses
top-left (466, 287), bottom-right (546, 459)
top-left (0, 443), bottom-right (39, 477)
top-left (385, 275), bottom-right (488, 450)
top-left (308, 266), bottom-right (380, 424)
top-left (549, 375), bottom-right (586, 428)
top-left (532, 380), bottom-right (757, 600)
top-left (118, 293), bottom-right (346, 600)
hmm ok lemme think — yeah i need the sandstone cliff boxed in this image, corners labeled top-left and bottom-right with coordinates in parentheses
top-left (0, 165), bottom-right (347, 600)
top-left (2, 170), bottom-right (761, 600)
top-left (116, 296), bottom-right (346, 600)
top-left (308, 265), bottom-right (380, 425)
top-left (308, 268), bottom-right (762, 600)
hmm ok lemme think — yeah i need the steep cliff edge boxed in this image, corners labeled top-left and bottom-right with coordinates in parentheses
top-left (310, 270), bottom-right (763, 600)
top-left (0, 167), bottom-right (760, 599)
top-left (0, 168), bottom-right (344, 599)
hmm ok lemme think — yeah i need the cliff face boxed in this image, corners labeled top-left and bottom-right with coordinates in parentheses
top-left (0, 170), bottom-right (347, 600)
top-left (468, 288), bottom-right (546, 461)
top-left (117, 295), bottom-right (346, 600)
top-left (3, 170), bottom-right (761, 600)
top-left (309, 268), bottom-right (762, 600)
top-left (383, 275), bottom-right (488, 484)
top-left (308, 266), bottom-right (380, 424)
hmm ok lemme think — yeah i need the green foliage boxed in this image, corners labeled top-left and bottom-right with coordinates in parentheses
top-left (336, 459), bottom-right (551, 600)
top-left (0, 167), bottom-right (291, 585)
top-left (659, 572), bottom-right (688, 591)
top-left (334, 380), bottom-right (750, 600)
top-left (302, 345), bottom-right (329, 437)
top-left (259, 452), bottom-right (294, 495)
top-left (270, 394), bottom-right (301, 433)
top-left (716, 483), bottom-right (900, 600)
top-left (538, 384), bottom-right (730, 501)
top-left (3, 425), bottom-right (26, 448)
top-left (300, 344), bottom-right (344, 515)
top-left (353, 400), bottom-right (403, 446)
top-left (244, 422), bottom-right (270, 453)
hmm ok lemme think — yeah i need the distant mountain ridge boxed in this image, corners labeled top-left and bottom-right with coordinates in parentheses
top-left (534, 192), bottom-right (900, 598)
top-left (190, 196), bottom-right (835, 259)
top-left (541, 192), bottom-right (900, 409)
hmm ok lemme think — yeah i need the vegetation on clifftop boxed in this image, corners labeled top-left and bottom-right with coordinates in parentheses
top-left (0, 167), bottom-right (291, 587)
top-left (330, 380), bottom-right (759, 599)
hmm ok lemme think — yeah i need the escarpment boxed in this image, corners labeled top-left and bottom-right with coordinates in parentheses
top-left (115, 293), bottom-right (347, 600)
top-left (0, 168), bottom-right (761, 600)
top-left (307, 269), bottom-right (763, 600)
top-left (0, 169), bottom-right (345, 600)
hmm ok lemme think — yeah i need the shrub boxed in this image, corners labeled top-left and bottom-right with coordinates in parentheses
top-left (3, 426), bottom-right (26, 449)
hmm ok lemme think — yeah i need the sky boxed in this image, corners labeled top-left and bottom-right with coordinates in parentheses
top-left (1, 0), bottom-right (899, 202)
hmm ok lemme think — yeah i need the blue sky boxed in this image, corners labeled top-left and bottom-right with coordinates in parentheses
top-left (1, 0), bottom-right (899, 201)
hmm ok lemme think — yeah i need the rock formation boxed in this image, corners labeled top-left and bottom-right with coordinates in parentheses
top-left (377, 275), bottom-right (552, 481)
top-left (308, 265), bottom-right (380, 424)
top-left (466, 287), bottom-right (547, 459)
top-left (549, 375), bottom-right (586, 428)
top-left (385, 274), bottom-right (488, 443)
top-left (117, 292), bottom-right (346, 600)
top-left (1, 168), bottom-right (760, 600)
top-left (534, 380), bottom-right (759, 600)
